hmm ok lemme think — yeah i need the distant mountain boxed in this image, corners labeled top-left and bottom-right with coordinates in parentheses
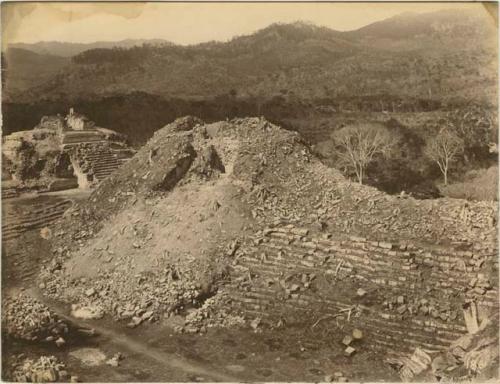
top-left (2, 48), bottom-right (70, 94)
top-left (7, 39), bottom-right (173, 57)
top-left (3, 10), bottom-right (497, 104)
top-left (346, 9), bottom-right (497, 50)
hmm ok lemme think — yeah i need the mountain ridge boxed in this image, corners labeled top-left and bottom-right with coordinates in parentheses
top-left (6, 38), bottom-right (173, 57)
top-left (2, 9), bottom-right (497, 104)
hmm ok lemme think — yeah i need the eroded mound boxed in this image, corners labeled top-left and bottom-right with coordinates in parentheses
top-left (41, 116), bottom-right (334, 324)
top-left (39, 117), bottom-right (498, 368)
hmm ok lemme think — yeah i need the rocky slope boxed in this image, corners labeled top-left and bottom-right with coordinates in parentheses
top-left (37, 117), bottom-right (498, 378)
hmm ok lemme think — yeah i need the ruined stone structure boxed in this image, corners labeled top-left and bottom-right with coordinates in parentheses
top-left (227, 224), bottom-right (498, 356)
top-left (1, 109), bottom-right (134, 194)
top-left (32, 117), bottom-right (498, 380)
top-left (65, 107), bottom-right (95, 131)
top-left (2, 198), bottom-right (73, 242)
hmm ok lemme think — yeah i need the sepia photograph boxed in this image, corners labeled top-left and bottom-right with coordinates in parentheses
top-left (0, 1), bottom-right (499, 382)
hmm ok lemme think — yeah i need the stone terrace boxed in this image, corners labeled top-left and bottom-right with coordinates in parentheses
top-left (226, 224), bottom-right (498, 356)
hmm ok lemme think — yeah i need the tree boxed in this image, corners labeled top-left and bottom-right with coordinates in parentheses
top-left (445, 105), bottom-right (497, 162)
top-left (331, 123), bottom-right (398, 185)
top-left (424, 129), bottom-right (464, 185)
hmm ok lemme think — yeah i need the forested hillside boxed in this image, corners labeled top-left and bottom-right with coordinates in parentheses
top-left (2, 9), bottom-right (498, 197)
top-left (3, 10), bottom-right (497, 103)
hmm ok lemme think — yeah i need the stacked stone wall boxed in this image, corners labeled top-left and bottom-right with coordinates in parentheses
top-left (227, 225), bottom-right (498, 355)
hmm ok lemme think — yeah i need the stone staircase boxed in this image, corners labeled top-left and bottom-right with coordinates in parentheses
top-left (2, 187), bottom-right (19, 200)
top-left (65, 143), bottom-right (133, 187)
top-left (226, 225), bottom-right (498, 355)
top-left (61, 130), bottom-right (108, 146)
top-left (86, 149), bottom-right (130, 182)
top-left (2, 199), bottom-right (73, 241)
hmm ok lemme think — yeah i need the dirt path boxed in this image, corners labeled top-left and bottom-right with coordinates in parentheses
top-left (27, 288), bottom-right (241, 382)
top-left (2, 191), bottom-right (240, 382)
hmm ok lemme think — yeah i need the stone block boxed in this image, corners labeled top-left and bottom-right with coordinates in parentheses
top-left (378, 242), bottom-right (393, 249)
top-left (352, 329), bottom-right (363, 340)
top-left (342, 335), bottom-right (353, 346)
top-left (344, 346), bottom-right (356, 357)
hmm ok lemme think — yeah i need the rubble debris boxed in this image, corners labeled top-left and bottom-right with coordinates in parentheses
top-left (55, 337), bottom-right (66, 347)
top-left (40, 227), bottom-right (52, 240)
top-left (386, 347), bottom-right (432, 381)
top-left (250, 317), bottom-right (262, 331)
top-left (2, 293), bottom-right (69, 343)
top-left (342, 335), bottom-right (353, 346)
top-left (32, 116), bottom-right (497, 369)
top-left (344, 346), bottom-right (356, 357)
top-left (324, 374), bottom-right (334, 382)
top-left (7, 355), bottom-right (71, 383)
top-left (356, 288), bottom-right (367, 297)
top-left (106, 353), bottom-right (123, 367)
top-left (463, 301), bottom-right (479, 334)
top-left (181, 293), bottom-right (245, 333)
top-left (352, 329), bottom-right (363, 340)
top-left (388, 311), bottom-right (499, 382)
top-left (325, 371), bottom-right (348, 382)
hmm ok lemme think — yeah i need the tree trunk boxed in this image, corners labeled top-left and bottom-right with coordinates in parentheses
top-left (444, 168), bottom-right (448, 185)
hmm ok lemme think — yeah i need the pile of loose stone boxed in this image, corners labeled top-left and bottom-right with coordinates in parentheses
top-left (386, 309), bottom-right (499, 381)
top-left (37, 116), bottom-right (498, 342)
top-left (40, 260), bottom-right (206, 328)
top-left (2, 293), bottom-right (68, 344)
top-left (178, 292), bottom-right (246, 333)
top-left (8, 355), bottom-right (77, 383)
top-left (382, 295), bottom-right (461, 321)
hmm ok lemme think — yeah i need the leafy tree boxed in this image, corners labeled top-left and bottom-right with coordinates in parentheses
top-left (445, 105), bottom-right (497, 162)
top-left (331, 123), bottom-right (399, 184)
top-left (424, 129), bottom-right (464, 185)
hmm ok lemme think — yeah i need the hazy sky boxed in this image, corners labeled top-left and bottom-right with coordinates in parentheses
top-left (1, 2), bottom-right (492, 48)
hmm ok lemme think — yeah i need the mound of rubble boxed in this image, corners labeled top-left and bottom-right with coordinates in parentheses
top-left (2, 293), bottom-right (69, 344)
top-left (387, 310), bottom-right (499, 382)
top-left (39, 116), bottom-right (498, 371)
top-left (5, 354), bottom-right (75, 383)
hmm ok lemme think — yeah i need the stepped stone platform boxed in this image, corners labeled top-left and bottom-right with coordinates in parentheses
top-left (226, 225), bottom-right (498, 356)
top-left (65, 142), bottom-right (134, 188)
top-left (2, 198), bottom-right (73, 241)
top-left (2, 109), bottom-right (135, 195)
top-left (2, 187), bottom-right (19, 200)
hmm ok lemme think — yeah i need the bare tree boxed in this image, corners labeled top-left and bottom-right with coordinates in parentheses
top-left (331, 123), bottom-right (398, 184)
top-left (424, 129), bottom-right (464, 185)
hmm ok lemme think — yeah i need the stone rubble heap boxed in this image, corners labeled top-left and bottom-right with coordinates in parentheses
top-left (178, 292), bottom-right (246, 334)
top-left (387, 312), bottom-right (499, 382)
top-left (7, 355), bottom-right (77, 383)
top-left (40, 251), bottom-right (217, 328)
top-left (35, 116), bottom-right (498, 372)
top-left (2, 293), bottom-right (69, 344)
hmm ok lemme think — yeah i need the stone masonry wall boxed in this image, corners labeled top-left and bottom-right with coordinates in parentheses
top-left (226, 225), bottom-right (498, 356)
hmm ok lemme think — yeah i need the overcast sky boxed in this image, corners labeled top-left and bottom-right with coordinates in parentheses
top-left (1, 2), bottom-right (491, 48)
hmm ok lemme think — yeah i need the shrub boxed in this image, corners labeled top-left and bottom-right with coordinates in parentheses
top-left (440, 166), bottom-right (498, 201)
